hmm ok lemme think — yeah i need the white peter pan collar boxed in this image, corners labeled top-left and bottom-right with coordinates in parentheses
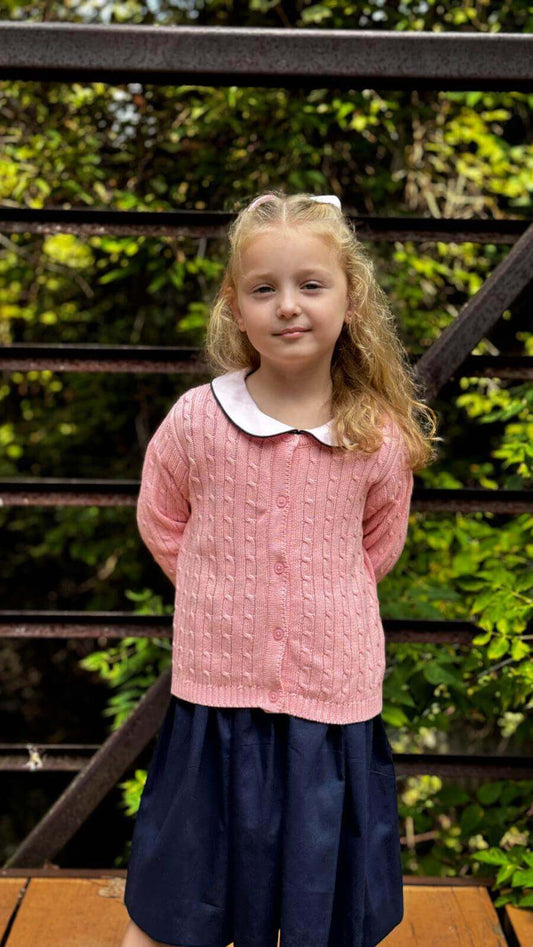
top-left (210, 368), bottom-right (338, 446)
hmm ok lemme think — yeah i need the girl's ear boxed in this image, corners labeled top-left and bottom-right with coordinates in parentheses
top-left (229, 289), bottom-right (244, 330)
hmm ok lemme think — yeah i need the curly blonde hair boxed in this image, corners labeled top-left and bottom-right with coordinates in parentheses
top-left (204, 188), bottom-right (440, 471)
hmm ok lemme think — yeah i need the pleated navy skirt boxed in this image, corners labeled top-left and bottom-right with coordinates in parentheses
top-left (124, 695), bottom-right (404, 947)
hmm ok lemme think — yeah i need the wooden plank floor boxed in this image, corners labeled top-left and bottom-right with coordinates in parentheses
top-left (0, 870), bottom-right (529, 945)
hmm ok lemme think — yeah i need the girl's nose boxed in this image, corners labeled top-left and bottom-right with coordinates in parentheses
top-left (277, 292), bottom-right (301, 315)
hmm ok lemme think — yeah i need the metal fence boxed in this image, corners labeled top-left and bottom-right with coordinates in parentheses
top-left (1, 22), bottom-right (532, 868)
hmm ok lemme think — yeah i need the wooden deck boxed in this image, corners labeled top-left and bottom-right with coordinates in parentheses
top-left (1, 869), bottom-right (532, 945)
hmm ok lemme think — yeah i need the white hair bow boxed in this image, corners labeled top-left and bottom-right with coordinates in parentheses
top-left (309, 194), bottom-right (342, 210)
top-left (248, 193), bottom-right (342, 212)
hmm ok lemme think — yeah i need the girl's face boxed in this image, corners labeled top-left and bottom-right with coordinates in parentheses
top-left (230, 228), bottom-right (351, 371)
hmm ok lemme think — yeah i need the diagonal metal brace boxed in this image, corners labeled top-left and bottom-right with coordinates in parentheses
top-left (415, 221), bottom-right (533, 400)
top-left (3, 668), bottom-right (172, 867)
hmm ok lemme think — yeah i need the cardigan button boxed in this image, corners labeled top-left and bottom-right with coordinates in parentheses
top-left (274, 562), bottom-right (284, 574)
top-left (273, 627), bottom-right (284, 640)
top-left (269, 689), bottom-right (280, 702)
top-left (276, 495), bottom-right (287, 507)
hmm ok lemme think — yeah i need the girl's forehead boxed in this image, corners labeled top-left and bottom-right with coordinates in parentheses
top-left (239, 228), bottom-right (340, 268)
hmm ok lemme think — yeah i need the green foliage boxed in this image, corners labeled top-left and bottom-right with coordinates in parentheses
top-left (79, 588), bottom-right (173, 729)
top-left (393, 773), bottom-right (533, 908)
top-left (1, 0), bottom-right (532, 910)
top-left (472, 843), bottom-right (533, 909)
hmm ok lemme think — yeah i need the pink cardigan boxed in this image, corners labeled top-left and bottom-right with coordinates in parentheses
top-left (136, 368), bottom-right (414, 724)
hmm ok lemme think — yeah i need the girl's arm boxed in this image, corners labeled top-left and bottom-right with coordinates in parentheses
top-left (362, 424), bottom-right (414, 585)
top-left (136, 407), bottom-right (191, 587)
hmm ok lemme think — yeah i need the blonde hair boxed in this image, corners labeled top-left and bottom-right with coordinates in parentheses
top-left (204, 187), bottom-right (440, 470)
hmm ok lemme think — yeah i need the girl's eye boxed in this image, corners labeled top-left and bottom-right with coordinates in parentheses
top-left (253, 282), bottom-right (322, 294)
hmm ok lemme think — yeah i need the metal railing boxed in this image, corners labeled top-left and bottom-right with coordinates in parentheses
top-left (1, 22), bottom-right (532, 868)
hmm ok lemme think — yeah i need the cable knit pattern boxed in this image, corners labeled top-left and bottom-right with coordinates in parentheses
top-left (136, 380), bottom-right (414, 724)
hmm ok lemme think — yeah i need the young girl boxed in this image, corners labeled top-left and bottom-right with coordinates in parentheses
top-left (121, 190), bottom-right (437, 947)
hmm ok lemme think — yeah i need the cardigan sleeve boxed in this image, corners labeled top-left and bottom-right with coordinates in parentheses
top-left (136, 402), bottom-right (191, 586)
top-left (362, 421), bottom-right (414, 585)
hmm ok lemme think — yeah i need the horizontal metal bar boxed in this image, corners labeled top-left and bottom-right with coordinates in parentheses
top-left (0, 347), bottom-right (532, 379)
top-left (462, 355), bottom-right (533, 380)
top-left (1, 744), bottom-right (530, 778)
top-left (1, 612), bottom-right (516, 644)
top-left (0, 344), bottom-right (208, 374)
top-left (0, 867), bottom-right (493, 886)
top-left (0, 206), bottom-right (528, 243)
top-left (0, 479), bottom-right (139, 507)
top-left (1, 23), bottom-right (532, 90)
top-left (397, 756), bottom-right (533, 779)
top-left (0, 611), bottom-right (171, 638)
top-left (410, 488), bottom-right (533, 513)
top-left (0, 483), bottom-right (530, 512)
top-left (0, 867), bottom-right (131, 877)
top-left (0, 745), bottom-right (99, 771)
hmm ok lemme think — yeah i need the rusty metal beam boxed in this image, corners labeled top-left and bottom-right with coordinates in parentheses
top-left (0, 867), bottom-right (495, 886)
top-left (0, 867), bottom-right (131, 877)
top-left (0, 482), bottom-right (531, 513)
top-left (0, 344), bottom-right (208, 374)
top-left (461, 355), bottom-right (533, 380)
top-left (1, 23), bottom-right (533, 90)
top-left (410, 488), bottom-right (533, 514)
top-left (0, 480), bottom-right (138, 507)
top-left (0, 346), bottom-right (532, 379)
top-left (0, 745), bottom-right (100, 771)
top-left (0, 867), bottom-right (500, 892)
top-left (3, 612), bottom-right (524, 645)
top-left (3, 669), bottom-right (172, 868)
top-left (0, 611), bottom-right (171, 639)
top-left (2, 745), bottom-right (531, 779)
top-left (0, 205), bottom-right (528, 243)
top-left (396, 755), bottom-right (533, 779)
top-left (415, 223), bottom-right (533, 399)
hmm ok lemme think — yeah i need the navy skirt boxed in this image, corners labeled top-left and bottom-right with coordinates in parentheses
top-left (124, 695), bottom-right (404, 947)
